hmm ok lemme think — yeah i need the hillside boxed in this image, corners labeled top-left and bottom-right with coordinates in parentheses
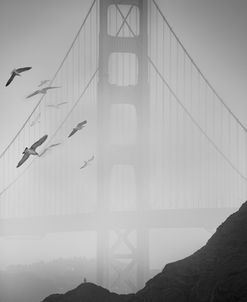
top-left (43, 202), bottom-right (247, 302)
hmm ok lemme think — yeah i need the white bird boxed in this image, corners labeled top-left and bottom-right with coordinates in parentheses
top-left (38, 80), bottom-right (50, 87)
top-left (68, 120), bottom-right (87, 138)
top-left (30, 112), bottom-right (41, 127)
top-left (26, 86), bottom-right (60, 99)
top-left (39, 142), bottom-right (61, 157)
top-left (80, 155), bottom-right (94, 169)
top-left (46, 102), bottom-right (68, 109)
top-left (16, 135), bottom-right (48, 168)
top-left (5, 67), bottom-right (32, 87)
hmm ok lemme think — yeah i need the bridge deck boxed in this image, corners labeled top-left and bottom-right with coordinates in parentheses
top-left (0, 208), bottom-right (237, 236)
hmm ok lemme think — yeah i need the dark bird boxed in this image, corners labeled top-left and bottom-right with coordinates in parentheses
top-left (39, 142), bottom-right (61, 157)
top-left (16, 135), bottom-right (48, 168)
top-left (46, 102), bottom-right (68, 109)
top-left (80, 155), bottom-right (94, 169)
top-left (26, 86), bottom-right (60, 99)
top-left (38, 80), bottom-right (50, 87)
top-left (5, 67), bottom-right (32, 87)
top-left (68, 120), bottom-right (87, 138)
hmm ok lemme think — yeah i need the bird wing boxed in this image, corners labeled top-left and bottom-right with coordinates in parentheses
top-left (44, 86), bottom-right (60, 92)
top-left (78, 120), bottom-right (87, 127)
top-left (26, 90), bottom-right (40, 98)
top-left (16, 67), bottom-right (32, 73)
top-left (39, 148), bottom-right (49, 157)
top-left (38, 80), bottom-right (49, 87)
top-left (39, 143), bottom-right (60, 157)
top-left (68, 128), bottom-right (78, 138)
top-left (49, 143), bottom-right (61, 148)
top-left (31, 134), bottom-right (48, 150)
top-left (17, 153), bottom-right (30, 168)
top-left (88, 155), bottom-right (95, 162)
top-left (5, 73), bottom-right (16, 87)
top-left (57, 102), bottom-right (68, 106)
top-left (80, 161), bottom-right (88, 169)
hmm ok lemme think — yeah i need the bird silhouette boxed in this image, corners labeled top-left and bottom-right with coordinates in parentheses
top-left (16, 135), bottom-right (48, 168)
top-left (80, 155), bottom-right (94, 169)
top-left (5, 67), bottom-right (32, 87)
top-left (38, 80), bottom-right (50, 87)
top-left (39, 142), bottom-right (61, 157)
top-left (68, 120), bottom-right (87, 138)
top-left (30, 112), bottom-right (41, 127)
top-left (46, 102), bottom-right (68, 109)
top-left (26, 86), bottom-right (60, 99)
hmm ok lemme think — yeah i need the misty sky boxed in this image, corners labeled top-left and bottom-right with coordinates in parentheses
top-left (0, 0), bottom-right (247, 273)
top-left (0, 0), bottom-right (247, 152)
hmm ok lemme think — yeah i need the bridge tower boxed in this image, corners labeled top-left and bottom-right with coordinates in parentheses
top-left (97, 0), bottom-right (150, 292)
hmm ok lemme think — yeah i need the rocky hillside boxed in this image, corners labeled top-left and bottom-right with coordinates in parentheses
top-left (43, 202), bottom-right (247, 302)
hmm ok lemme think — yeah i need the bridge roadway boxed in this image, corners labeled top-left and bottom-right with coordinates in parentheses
top-left (0, 208), bottom-right (237, 236)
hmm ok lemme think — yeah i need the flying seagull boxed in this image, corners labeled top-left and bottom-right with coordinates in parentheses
top-left (46, 102), bottom-right (68, 109)
top-left (39, 142), bottom-right (61, 157)
top-left (26, 86), bottom-right (60, 99)
top-left (5, 67), bottom-right (32, 87)
top-left (16, 135), bottom-right (48, 168)
top-left (80, 155), bottom-right (94, 169)
top-left (30, 112), bottom-right (41, 127)
top-left (68, 120), bottom-right (87, 138)
top-left (38, 80), bottom-right (50, 87)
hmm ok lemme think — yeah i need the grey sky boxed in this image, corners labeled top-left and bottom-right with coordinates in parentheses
top-left (0, 0), bottom-right (247, 153)
top-left (158, 0), bottom-right (247, 126)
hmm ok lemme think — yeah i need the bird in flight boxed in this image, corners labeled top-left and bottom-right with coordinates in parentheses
top-left (39, 142), bottom-right (61, 157)
top-left (30, 112), bottom-right (41, 127)
top-left (26, 86), bottom-right (60, 99)
top-left (80, 155), bottom-right (94, 169)
top-left (5, 67), bottom-right (32, 87)
top-left (16, 135), bottom-right (48, 168)
top-left (68, 120), bottom-right (87, 138)
top-left (46, 102), bottom-right (68, 109)
top-left (38, 80), bottom-right (50, 87)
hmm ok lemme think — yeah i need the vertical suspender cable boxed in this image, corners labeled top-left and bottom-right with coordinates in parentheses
top-left (168, 27), bottom-right (172, 208)
top-left (161, 15), bottom-right (165, 206)
top-left (155, 3), bottom-right (158, 203)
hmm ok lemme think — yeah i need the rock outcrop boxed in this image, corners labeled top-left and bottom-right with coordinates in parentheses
top-left (42, 202), bottom-right (247, 302)
top-left (42, 283), bottom-right (134, 302)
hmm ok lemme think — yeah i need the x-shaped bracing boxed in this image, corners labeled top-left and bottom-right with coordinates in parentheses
top-left (113, 1), bottom-right (136, 37)
top-left (109, 229), bottom-right (137, 290)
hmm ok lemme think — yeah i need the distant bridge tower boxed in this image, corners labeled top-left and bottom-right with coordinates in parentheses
top-left (97, 0), bottom-right (150, 292)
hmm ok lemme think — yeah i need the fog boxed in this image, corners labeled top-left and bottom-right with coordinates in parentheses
top-left (0, 0), bottom-right (247, 298)
top-left (0, 229), bottom-right (212, 269)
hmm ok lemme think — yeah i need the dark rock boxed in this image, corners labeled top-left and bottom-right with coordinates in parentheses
top-left (42, 201), bottom-right (247, 302)
top-left (42, 283), bottom-right (134, 302)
